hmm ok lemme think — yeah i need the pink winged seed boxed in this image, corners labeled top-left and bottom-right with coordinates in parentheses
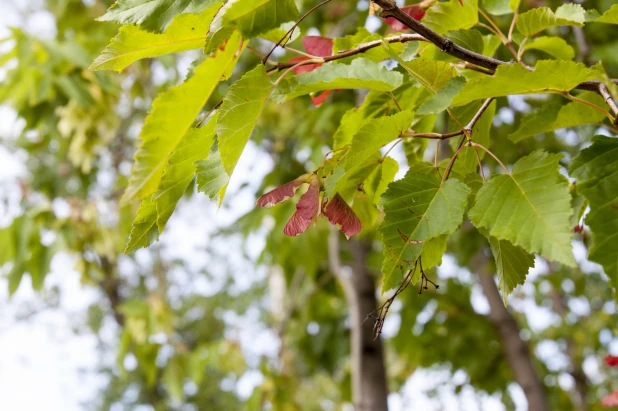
top-left (322, 194), bottom-right (362, 238)
top-left (283, 175), bottom-right (321, 236)
top-left (256, 175), bottom-right (309, 208)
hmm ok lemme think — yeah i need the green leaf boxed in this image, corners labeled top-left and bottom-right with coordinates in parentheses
top-left (217, 65), bottom-right (272, 180)
top-left (420, 234), bottom-right (449, 270)
top-left (205, 0), bottom-right (298, 52)
top-left (346, 111), bottom-right (413, 169)
top-left (195, 139), bottom-right (230, 205)
top-left (452, 60), bottom-right (601, 106)
top-left (97, 0), bottom-right (218, 33)
top-left (469, 150), bottom-right (575, 266)
top-left (516, 4), bottom-right (585, 37)
top-left (450, 100), bottom-right (496, 175)
top-left (125, 197), bottom-right (159, 253)
top-left (417, 76), bottom-right (466, 115)
top-left (91, 4), bottom-right (220, 72)
top-left (508, 92), bottom-right (606, 142)
top-left (447, 29), bottom-right (485, 54)
top-left (327, 111), bottom-right (413, 201)
top-left (522, 36), bottom-right (575, 60)
top-left (569, 136), bottom-right (618, 286)
top-left (482, 0), bottom-right (518, 15)
top-left (7, 215), bottom-right (35, 296)
top-left (365, 156), bottom-right (399, 204)
top-left (597, 4), bottom-right (618, 24)
top-left (333, 85), bottom-right (423, 148)
top-left (423, 0), bottom-right (479, 34)
top-left (0, 225), bottom-right (15, 266)
top-left (121, 31), bottom-right (241, 205)
top-left (390, 54), bottom-right (458, 94)
top-left (273, 58), bottom-right (403, 103)
top-left (380, 164), bottom-right (471, 292)
top-left (153, 115), bottom-right (217, 232)
top-left (489, 236), bottom-right (535, 305)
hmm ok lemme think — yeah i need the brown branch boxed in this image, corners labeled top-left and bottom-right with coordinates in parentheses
top-left (373, 0), bottom-right (503, 70)
top-left (474, 253), bottom-right (550, 411)
top-left (370, 0), bottom-right (618, 93)
top-left (598, 83), bottom-right (618, 126)
top-left (262, 0), bottom-right (333, 64)
top-left (271, 33), bottom-right (426, 71)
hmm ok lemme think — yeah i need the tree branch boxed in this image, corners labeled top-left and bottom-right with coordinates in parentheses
top-left (328, 228), bottom-right (389, 411)
top-left (598, 83), bottom-right (618, 126)
top-left (474, 253), bottom-right (550, 411)
top-left (369, 0), bottom-right (618, 93)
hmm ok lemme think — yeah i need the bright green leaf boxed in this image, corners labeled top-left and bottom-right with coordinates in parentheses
top-left (91, 4), bottom-right (220, 71)
top-left (522, 36), bottom-right (575, 60)
top-left (380, 164), bottom-right (470, 292)
top-left (508, 92), bottom-right (606, 142)
top-left (470, 150), bottom-right (575, 266)
top-left (195, 139), bottom-right (230, 205)
top-left (125, 197), bottom-right (159, 253)
top-left (452, 60), bottom-right (601, 106)
top-left (153, 115), bottom-right (217, 232)
top-left (516, 4), bottom-right (585, 37)
top-left (423, 0), bottom-right (479, 34)
top-left (97, 0), bottom-right (217, 33)
top-left (273, 58), bottom-right (403, 103)
top-left (121, 32), bottom-right (241, 205)
top-left (597, 4), bottom-right (618, 24)
top-left (217, 65), bottom-right (272, 179)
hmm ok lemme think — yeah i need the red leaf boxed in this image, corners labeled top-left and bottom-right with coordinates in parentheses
top-left (289, 56), bottom-right (323, 74)
top-left (256, 175), bottom-right (308, 208)
top-left (284, 174), bottom-right (320, 236)
top-left (602, 390), bottom-right (618, 407)
top-left (383, 5), bottom-right (425, 31)
top-left (605, 355), bottom-right (618, 367)
top-left (311, 90), bottom-right (332, 106)
top-left (301, 36), bottom-right (333, 57)
top-left (322, 194), bottom-right (362, 238)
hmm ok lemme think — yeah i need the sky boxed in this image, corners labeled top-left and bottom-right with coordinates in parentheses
top-left (0, 1), bottom-right (614, 410)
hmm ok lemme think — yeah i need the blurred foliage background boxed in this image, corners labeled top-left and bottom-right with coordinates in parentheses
top-left (1, 0), bottom-right (618, 410)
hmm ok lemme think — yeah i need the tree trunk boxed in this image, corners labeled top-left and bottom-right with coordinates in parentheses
top-left (475, 255), bottom-right (550, 411)
top-left (328, 229), bottom-right (389, 411)
top-left (550, 288), bottom-right (589, 410)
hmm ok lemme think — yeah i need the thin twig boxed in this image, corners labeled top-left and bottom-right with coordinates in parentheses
top-left (370, 0), bottom-right (618, 93)
top-left (560, 91), bottom-right (614, 123)
top-left (597, 83), bottom-right (618, 125)
top-left (402, 130), bottom-right (464, 139)
top-left (441, 140), bottom-right (468, 183)
top-left (262, 0), bottom-right (333, 64)
top-left (471, 142), bottom-right (510, 175)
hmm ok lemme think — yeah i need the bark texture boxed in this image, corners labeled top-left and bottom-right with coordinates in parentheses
top-left (328, 229), bottom-right (389, 411)
top-left (476, 255), bottom-right (550, 411)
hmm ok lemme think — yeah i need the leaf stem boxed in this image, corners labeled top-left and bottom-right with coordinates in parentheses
top-left (471, 142), bottom-right (510, 175)
top-left (262, 0), bottom-right (333, 63)
top-left (387, 91), bottom-right (403, 112)
top-left (559, 91), bottom-right (615, 123)
top-left (441, 140), bottom-right (468, 183)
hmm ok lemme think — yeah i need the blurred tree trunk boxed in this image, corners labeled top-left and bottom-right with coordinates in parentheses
top-left (329, 229), bottom-right (389, 411)
top-left (475, 253), bottom-right (550, 411)
top-left (550, 288), bottom-right (589, 410)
